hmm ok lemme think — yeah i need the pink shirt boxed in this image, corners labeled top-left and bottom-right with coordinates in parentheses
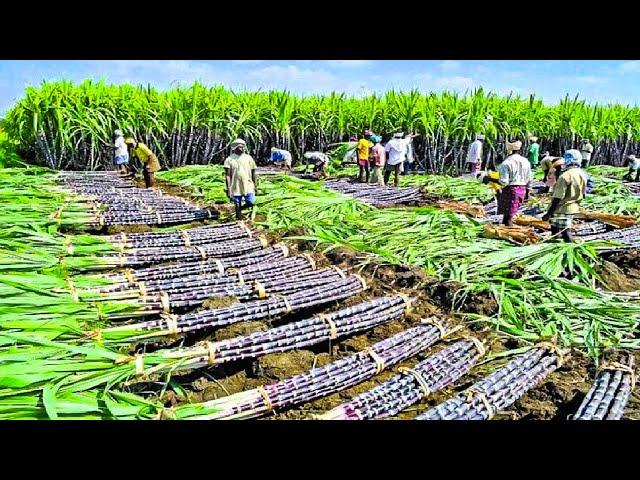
top-left (372, 144), bottom-right (386, 167)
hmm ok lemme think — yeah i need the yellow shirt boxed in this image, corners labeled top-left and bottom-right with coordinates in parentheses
top-left (487, 171), bottom-right (501, 191)
top-left (357, 139), bottom-right (373, 160)
top-left (553, 167), bottom-right (585, 214)
top-left (131, 143), bottom-right (161, 172)
top-left (224, 153), bottom-right (257, 196)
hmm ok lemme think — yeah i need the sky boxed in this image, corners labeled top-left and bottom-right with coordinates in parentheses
top-left (0, 60), bottom-right (639, 114)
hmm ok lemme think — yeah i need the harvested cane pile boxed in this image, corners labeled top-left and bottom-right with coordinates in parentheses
top-left (324, 179), bottom-right (423, 206)
top-left (55, 171), bottom-right (215, 227)
top-left (417, 345), bottom-right (565, 420)
top-left (482, 224), bottom-right (540, 245)
top-left (177, 319), bottom-right (456, 420)
top-left (577, 211), bottom-right (638, 229)
top-left (579, 225), bottom-right (640, 247)
top-left (318, 338), bottom-right (485, 420)
top-left (572, 356), bottom-right (635, 420)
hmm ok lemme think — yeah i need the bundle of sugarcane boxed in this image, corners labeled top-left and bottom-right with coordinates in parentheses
top-left (416, 344), bottom-right (565, 420)
top-left (172, 318), bottom-right (456, 420)
top-left (323, 179), bottom-right (423, 206)
top-left (99, 275), bottom-right (368, 342)
top-left (572, 356), bottom-right (635, 420)
top-left (317, 338), bottom-right (485, 420)
top-left (103, 222), bottom-right (252, 249)
top-left (99, 256), bottom-right (313, 295)
top-left (579, 225), bottom-right (640, 246)
top-left (577, 211), bottom-right (638, 229)
top-left (571, 221), bottom-right (608, 237)
top-left (90, 209), bottom-right (216, 228)
top-left (433, 200), bottom-right (486, 218)
top-left (514, 215), bottom-right (550, 230)
top-left (102, 244), bottom-right (291, 285)
top-left (103, 266), bottom-right (347, 315)
top-left (482, 224), bottom-right (540, 245)
top-left (94, 237), bottom-right (268, 269)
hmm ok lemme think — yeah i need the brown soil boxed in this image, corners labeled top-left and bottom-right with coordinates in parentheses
top-left (202, 295), bottom-right (237, 310)
top-left (597, 261), bottom-right (640, 292)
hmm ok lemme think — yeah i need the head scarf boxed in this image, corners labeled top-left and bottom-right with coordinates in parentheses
top-left (563, 149), bottom-right (583, 167)
top-left (506, 140), bottom-right (522, 153)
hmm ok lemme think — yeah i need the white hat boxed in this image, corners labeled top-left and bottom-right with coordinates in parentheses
top-left (230, 138), bottom-right (247, 150)
top-left (530, 136), bottom-right (538, 142)
top-left (394, 132), bottom-right (404, 138)
top-left (506, 140), bottom-right (522, 152)
top-left (476, 134), bottom-right (485, 140)
top-left (114, 129), bottom-right (123, 137)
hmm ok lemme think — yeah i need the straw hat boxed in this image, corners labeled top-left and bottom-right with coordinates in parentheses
top-left (124, 137), bottom-right (136, 145)
top-left (271, 147), bottom-right (278, 152)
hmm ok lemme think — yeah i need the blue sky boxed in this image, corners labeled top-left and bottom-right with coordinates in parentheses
top-left (1, 60), bottom-right (639, 114)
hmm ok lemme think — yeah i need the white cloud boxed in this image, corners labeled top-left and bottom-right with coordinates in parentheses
top-left (437, 76), bottom-right (474, 90)
top-left (244, 64), bottom-right (366, 94)
top-left (576, 75), bottom-right (606, 84)
top-left (620, 61), bottom-right (640, 73)
top-left (439, 60), bottom-right (461, 71)
top-left (326, 60), bottom-right (373, 68)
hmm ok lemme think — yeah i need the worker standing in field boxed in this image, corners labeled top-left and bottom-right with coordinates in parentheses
top-left (113, 130), bottom-right (130, 175)
top-left (580, 139), bottom-right (594, 168)
top-left (357, 130), bottom-right (374, 183)
top-left (224, 139), bottom-right (258, 221)
top-left (384, 132), bottom-right (410, 187)
top-left (623, 154), bottom-right (640, 182)
top-left (270, 147), bottom-right (293, 171)
top-left (496, 140), bottom-right (532, 226)
top-left (527, 136), bottom-right (540, 169)
top-left (370, 135), bottom-right (386, 185)
top-left (542, 150), bottom-right (586, 243)
top-left (125, 137), bottom-right (161, 188)
top-left (466, 134), bottom-right (484, 175)
top-left (540, 152), bottom-right (564, 194)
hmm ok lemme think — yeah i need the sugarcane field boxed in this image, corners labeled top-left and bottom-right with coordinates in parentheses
top-left (5, 65), bottom-right (640, 422)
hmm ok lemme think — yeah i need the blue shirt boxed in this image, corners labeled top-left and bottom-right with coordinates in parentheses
top-left (270, 151), bottom-right (284, 162)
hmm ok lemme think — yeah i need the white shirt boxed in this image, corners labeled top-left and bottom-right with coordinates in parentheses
top-left (405, 139), bottom-right (415, 163)
top-left (498, 154), bottom-right (532, 186)
top-left (631, 158), bottom-right (640, 170)
top-left (466, 140), bottom-right (482, 163)
top-left (385, 139), bottom-right (409, 166)
top-left (304, 151), bottom-right (328, 164)
top-left (580, 143), bottom-right (594, 161)
top-left (114, 136), bottom-right (128, 157)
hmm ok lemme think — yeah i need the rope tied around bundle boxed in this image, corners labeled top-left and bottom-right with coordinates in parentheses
top-left (536, 341), bottom-right (565, 369)
top-left (162, 313), bottom-right (179, 335)
top-left (181, 230), bottom-right (192, 247)
top-left (66, 277), bottom-right (79, 303)
top-left (254, 281), bottom-right (267, 299)
top-left (63, 236), bottom-right (74, 255)
top-left (123, 269), bottom-right (136, 284)
top-left (465, 388), bottom-right (495, 420)
top-left (160, 291), bottom-right (171, 313)
top-left (364, 347), bottom-right (386, 374)
top-left (204, 341), bottom-right (218, 365)
top-left (301, 253), bottom-right (316, 270)
top-left (463, 336), bottom-right (486, 357)
top-left (238, 221), bottom-right (253, 238)
top-left (398, 293), bottom-right (412, 313)
top-left (195, 246), bottom-right (207, 260)
top-left (600, 360), bottom-right (636, 390)
top-left (257, 386), bottom-right (274, 411)
top-left (316, 313), bottom-right (338, 339)
top-left (274, 294), bottom-right (292, 313)
top-left (398, 366), bottom-right (433, 397)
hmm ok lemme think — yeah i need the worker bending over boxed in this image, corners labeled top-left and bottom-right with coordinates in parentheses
top-left (125, 137), bottom-right (161, 188)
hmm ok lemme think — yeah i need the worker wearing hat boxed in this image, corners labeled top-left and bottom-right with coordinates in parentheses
top-left (270, 146), bottom-right (293, 171)
top-left (357, 130), bottom-right (374, 183)
top-left (125, 137), bottom-right (161, 188)
top-left (580, 138), bottom-right (594, 169)
top-left (466, 134), bottom-right (485, 175)
top-left (542, 150), bottom-right (586, 242)
top-left (370, 135), bottom-right (386, 185)
top-left (224, 139), bottom-right (258, 220)
top-left (527, 136), bottom-right (540, 168)
top-left (623, 154), bottom-right (640, 182)
top-left (384, 132), bottom-right (410, 187)
top-left (496, 140), bottom-right (532, 226)
top-left (113, 129), bottom-right (130, 175)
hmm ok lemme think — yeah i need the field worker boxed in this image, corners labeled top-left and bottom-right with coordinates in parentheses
top-left (270, 147), bottom-right (293, 171)
top-left (542, 150), bottom-right (586, 243)
top-left (540, 152), bottom-right (564, 193)
top-left (303, 151), bottom-right (330, 178)
top-left (357, 130), bottom-right (374, 183)
top-left (623, 154), bottom-right (640, 182)
top-left (384, 132), bottom-right (410, 187)
top-left (113, 130), bottom-right (130, 175)
top-left (125, 137), bottom-right (161, 188)
top-left (497, 140), bottom-right (532, 226)
top-left (466, 134), bottom-right (484, 175)
top-left (370, 135), bottom-right (386, 185)
top-left (527, 136), bottom-right (540, 169)
top-left (580, 139), bottom-right (594, 168)
top-left (224, 139), bottom-right (258, 221)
